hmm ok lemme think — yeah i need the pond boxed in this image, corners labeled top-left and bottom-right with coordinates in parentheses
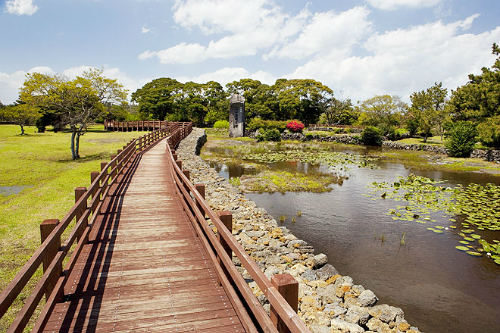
top-left (205, 144), bottom-right (500, 333)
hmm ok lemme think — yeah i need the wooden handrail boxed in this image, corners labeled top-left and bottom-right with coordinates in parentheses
top-left (0, 123), bottom-right (179, 332)
top-left (166, 133), bottom-right (311, 333)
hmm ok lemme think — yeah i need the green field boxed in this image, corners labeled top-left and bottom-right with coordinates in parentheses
top-left (0, 124), bottom-right (141, 330)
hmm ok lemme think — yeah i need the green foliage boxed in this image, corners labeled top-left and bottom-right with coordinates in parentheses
top-left (448, 43), bottom-right (500, 122)
top-left (256, 128), bottom-right (282, 142)
top-left (271, 78), bottom-right (333, 124)
top-left (477, 116), bottom-right (500, 148)
top-left (20, 68), bottom-right (128, 159)
top-left (247, 118), bottom-right (288, 132)
top-left (361, 126), bottom-right (383, 146)
top-left (358, 95), bottom-right (407, 134)
top-left (445, 121), bottom-right (478, 157)
top-left (213, 120), bottom-right (230, 129)
top-left (0, 103), bottom-right (41, 135)
top-left (132, 79), bottom-right (227, 126)
top-left (323, 98), bottom-right (358, 125)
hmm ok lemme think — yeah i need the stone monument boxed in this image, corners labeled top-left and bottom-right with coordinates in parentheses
top-left (229, 94), bottom-right (245, 137)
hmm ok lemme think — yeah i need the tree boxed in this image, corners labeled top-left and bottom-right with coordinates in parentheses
top-left (445, 121), bottom-right (477, 157)
top-left (323, 97), bottom-right (358, 125)
top-left (20, 68), bottom-right (128, 159)
top-left (131, 78), bottom-right (183, 120)
top-left (226, 79), bottom-right (277, 120)
top-left (271, 79), bottom-right (333, 124)
top-left (448, 43), bottom-right (500, 122)
top-left (0, 103), bottom-right (41, 135)
top-left (407, 83), bottom-right (447, 142)
top-left (358, 95), bottom-right (406, 134)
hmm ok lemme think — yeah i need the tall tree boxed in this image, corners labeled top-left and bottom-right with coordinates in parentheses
top-left (20, 68), bottom-right (128, 159)
top-left (448, 43), bottom-right (500, 122)
top-left (0, 103), bottom-right (41, 135)
top-left (358, 95), bottom-right (406, 133)
top-left (323, 97), bottom-right (357, 125)
top-left (271, 79), bottom-right (333, 124)
top-left (131, 78), bottom-right (183, 120)
top-left (226, 79), bottom-right (277, 120)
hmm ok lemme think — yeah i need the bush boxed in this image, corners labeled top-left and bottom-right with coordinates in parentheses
top-left (213, 120), bottom-right (230, 129)
top-left (445, 121), bottom-right (477, 157)
top-left (361, 126), bottom-right (383, 146)
top-left (477, 116), bottom-right (500, 148)
top-left (247, 119), bottom-right (288, 132)
top-left (256, 128), bottom-right (282, 142)
top-left (286, 120), bottom-right (304, 133)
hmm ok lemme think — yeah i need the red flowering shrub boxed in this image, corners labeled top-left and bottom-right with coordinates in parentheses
top-left (286, 120), bottom-right (304, 133)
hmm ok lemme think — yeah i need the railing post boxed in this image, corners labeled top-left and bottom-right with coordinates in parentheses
top-left (218, 211), bottom-right (233, 283)
top-left (195, 184), bottom-right (205, 217)
top-left (40, 219), bottom-right (61, 300)
top-left (176, 160), bottom-right (182, 169)
top-left (270, 274), bottom-right (299, 333)
top-left (182, 170), bottom-right (190, 194)
top-left (75, 187), bottom-right (87, 243)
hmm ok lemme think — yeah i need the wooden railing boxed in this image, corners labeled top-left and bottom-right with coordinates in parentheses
top-left (104, 120), bottom-right (193, 132)
top-left (167, 137), bottom-right (312, 333)
top-left (0, 122), bottom-right (191, 333)
top-left (0, 121), bottom-right (310, 333)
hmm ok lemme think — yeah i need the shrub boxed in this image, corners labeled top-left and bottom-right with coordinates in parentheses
top-left (361, 126), bottom-right (383, 146)
top-left (256, 128), bottom-right (281, 142)
top-left (213, 120), bottom-right (230, 129)
top-left (445, 121), bottom-right (477, 157)
top-left (286, 120), bottom-right (304, 133)
top-left (477, 116), bottom-right (500, 148)
top-left (247, 119), bottom-right (288, 132)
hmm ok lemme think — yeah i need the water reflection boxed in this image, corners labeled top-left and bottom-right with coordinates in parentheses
top-left (204, 144), bottom-right (500, 333)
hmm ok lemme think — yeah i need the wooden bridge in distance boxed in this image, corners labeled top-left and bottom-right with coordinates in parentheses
top-left (0, 123), bottom-right (311, 333)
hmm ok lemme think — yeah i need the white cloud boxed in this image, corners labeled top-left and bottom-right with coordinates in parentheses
top-left (366, 0), bottom-right (443, 11)
top-left (288, 16), bottom-right (500, 103)
top-left (265, 6), bottom-right (372, 60)
top-left (141, 26), bottom-right (151, 34)
top-left (5, 0), bottom-right (39, 16)
top-left (141, 0), bottom-right (309, 64)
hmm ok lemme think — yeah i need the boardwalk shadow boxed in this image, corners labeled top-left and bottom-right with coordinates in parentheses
top-left (59, 151), bottom-right (144, 332)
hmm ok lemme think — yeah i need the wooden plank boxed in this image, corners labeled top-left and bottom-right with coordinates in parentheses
top-left (41, 138), bottom-right (252, 332)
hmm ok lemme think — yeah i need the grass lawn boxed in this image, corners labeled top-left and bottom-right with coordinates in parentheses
top-left (398, 135), bottom-right (445, 146)
top-left (0, 124), bottom-right (142, 330)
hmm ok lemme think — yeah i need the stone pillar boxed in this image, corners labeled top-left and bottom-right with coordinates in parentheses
top-left (229, 94), bottom-right (245, 137)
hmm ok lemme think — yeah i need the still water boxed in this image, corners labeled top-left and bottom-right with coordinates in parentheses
top-left (207, 148), bottom-right (500, 333)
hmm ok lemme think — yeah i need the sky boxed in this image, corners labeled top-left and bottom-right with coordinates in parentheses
top-left (1, 0), bottom-right (499, 105)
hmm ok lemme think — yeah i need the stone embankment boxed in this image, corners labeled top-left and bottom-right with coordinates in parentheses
top-left (176, 128), bottom-right (422, 333)
top-left (274, 131), bottom-right (500, 163)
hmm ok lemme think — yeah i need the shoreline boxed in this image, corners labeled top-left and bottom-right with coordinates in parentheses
top-left (176, 128), bottom-right (422, 333)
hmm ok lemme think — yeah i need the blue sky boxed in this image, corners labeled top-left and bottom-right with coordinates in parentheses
top-left (1, 0), bottom-right (499, 105)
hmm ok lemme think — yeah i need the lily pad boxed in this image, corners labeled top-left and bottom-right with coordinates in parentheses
top-left (466, 251), bottom-right (482, 257)
top-left (455, 246), bottom-right (469, 251)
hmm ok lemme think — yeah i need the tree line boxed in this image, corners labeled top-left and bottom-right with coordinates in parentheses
top-left (1, 44), bottom-right (499, 159)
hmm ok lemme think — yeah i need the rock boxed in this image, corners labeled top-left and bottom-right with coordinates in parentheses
top-left (264, 266), bottom-right (281, 279)
top-left (358, 290), bottom-right (378, 307)
top-left (246, 230), bottom-right (266, 238)
top-left (398, 322), bottom-right (411, 332)
top-left (366, 318), bottom-right (392, 333)
top-left (324, 303), bottom-right (347, 317)
top-left (345, 305), bottom-right (370, 326)
top-left (368, 304), bottom-right (404, 323)
top-left (330, 318), bottom-right (365, 333)
top-left (301, 269), bottom-right (317, 281)
top-left (306, 253), bottom-right (328, 269)
top-left (315, 264), bottom-right (339, 280)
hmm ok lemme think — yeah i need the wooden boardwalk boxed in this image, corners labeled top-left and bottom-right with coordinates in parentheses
top-left (42, 139), bottom-right (247, 332)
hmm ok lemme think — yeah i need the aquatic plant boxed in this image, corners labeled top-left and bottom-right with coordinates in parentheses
top-left (279, 215), bottom-right (286, 223)
top-left (296, 210), bottom-right (302, 217)
top-left (367, 174), bottom-right (500, 265)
